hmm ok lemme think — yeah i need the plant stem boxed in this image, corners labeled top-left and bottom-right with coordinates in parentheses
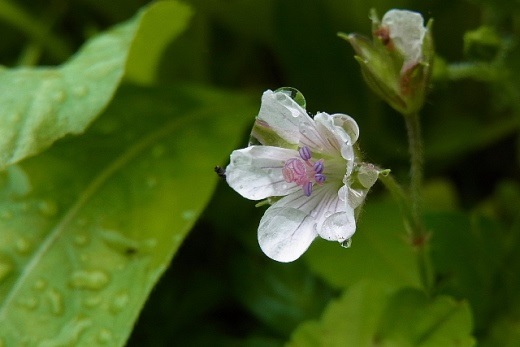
top-left (380, 112), bottom-right (433, 293)
top-left (404, 111), bottom-right (434, 293)
top-left (404, 111), bottom-right (424, 236)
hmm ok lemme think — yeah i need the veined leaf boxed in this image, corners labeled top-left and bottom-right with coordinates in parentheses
top-left (288, 281), bottom-right (475, 347)
top-left (0, 85), bottom-right (255, 346)
top-left (0, 0), bottom-right (192, 171)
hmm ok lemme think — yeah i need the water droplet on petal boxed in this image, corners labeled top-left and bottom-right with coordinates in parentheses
top-left (274, 87), bottom-right (307, 108)
top-left (110, 291), bottom-right (129, 314)
top-left (69, 270), bottom-right (110, 290)
top-left (340, 238), bottom-right (352, 248)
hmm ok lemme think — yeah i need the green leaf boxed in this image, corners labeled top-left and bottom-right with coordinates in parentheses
top-left (427, 212), bottom-right (504, 331)
top-left (125, 2), bottom-right (192, 85)
top-left (288, 281), bottom-right (475, 347)
top-left (0, 1), bottom-right (192, 171)
top-left (231, 254), bottom-right (333, 336)
top-left (0, 84), bottom-right (256, 346)
top-left (304, 199), bottom-right (422, 290)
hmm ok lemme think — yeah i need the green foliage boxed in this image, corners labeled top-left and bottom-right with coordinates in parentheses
top-left (0, 0), bottom-right (518, 346)
top-left (288, 281), bottom-right (474, 347)
top-left (0, 84), bottom-right (255, 345)
top-left (0, 1), bottom-right (191, 170)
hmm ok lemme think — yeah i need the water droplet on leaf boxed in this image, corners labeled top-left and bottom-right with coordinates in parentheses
top-left (72, 85), bottom-right (88, 97)
top-left (74, 234), bottom-right (89, 247)
top-left (97, 328), bottom-right (113, 344)
top-left (110, 291), bottom-right (129, 314)
top-left (16, 238), bottom-right (32, 254)
top-left (69, 270), bottom-right (110, 290)
top-left (182, 210), bottom-right (196, 220)
top-left (52, 90), bottom-right (66, 103)
top-left (17, 296), bottom-right (39, 310)
top-left (83, 295), bottom-right (102, 308)
top-left (100, 229), bottom-right (139, 255)
top-left (33, 278), bottom-right (47, 291)
top-left (0, 257), bottom-right (14, 283)
top-left (47, 288), bottom-right (64, 316)
top-left (38, 199), bottom-right (58, 217)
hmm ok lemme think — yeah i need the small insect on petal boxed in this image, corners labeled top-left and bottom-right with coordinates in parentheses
top-left (214, 166), bottom-right (226, 179)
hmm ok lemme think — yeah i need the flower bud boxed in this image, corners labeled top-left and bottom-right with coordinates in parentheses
top-left (341, 9), bottom-right (434, 115)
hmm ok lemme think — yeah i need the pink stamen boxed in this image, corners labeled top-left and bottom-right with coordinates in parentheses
top-left (283, 147), bottom-right (326, 196)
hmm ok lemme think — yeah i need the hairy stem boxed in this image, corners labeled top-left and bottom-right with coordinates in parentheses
top-left (405, 111), bottom-right (424, 236)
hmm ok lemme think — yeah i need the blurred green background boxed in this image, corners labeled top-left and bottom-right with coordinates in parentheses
top-left (1, 0), bottom-right (519, 345)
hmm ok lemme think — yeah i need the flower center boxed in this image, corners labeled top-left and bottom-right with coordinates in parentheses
top-left (282, 146), bottom-right (326, 196)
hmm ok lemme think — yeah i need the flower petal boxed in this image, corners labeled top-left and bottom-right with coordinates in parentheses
top-left (253, 90), bottom-right (312, 146)
top-left (313, 113), bottom-right (356, 174)
top-left (226, 146), bottom-right (300, 200)
top-left (382, 9), bottom-right (426, 64)
top-left (258, 206), bottom-right (317, 262)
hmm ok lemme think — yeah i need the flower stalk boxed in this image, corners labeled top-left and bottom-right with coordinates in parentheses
top-left (346, 8), bottom-right (435, 292)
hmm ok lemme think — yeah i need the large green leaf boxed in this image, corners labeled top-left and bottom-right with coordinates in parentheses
top-left (0, 0), bottom-right (192, 171)
top-left (288, 281), bottom-right (474, 347)
top-left (0, 85), bottom-right (255, 346)
top-left (304, 199), bottom-right (421, 290)
top-left (427, 212), bottom-right (504, 331)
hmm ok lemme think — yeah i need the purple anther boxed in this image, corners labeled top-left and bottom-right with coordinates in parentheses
top-left (314, 174), bottom-right (326, 183)
top-left (303, 182), bottom-right (313, 197)
top-left (313, 160), bottom-right (324, 174)
top-left (299, 146), bottom-right (312, 161)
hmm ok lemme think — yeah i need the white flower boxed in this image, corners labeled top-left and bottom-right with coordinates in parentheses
top-left (381, 9), bottom-right (427, 70)
top-left (226, 89), bottom-right (372, 262)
